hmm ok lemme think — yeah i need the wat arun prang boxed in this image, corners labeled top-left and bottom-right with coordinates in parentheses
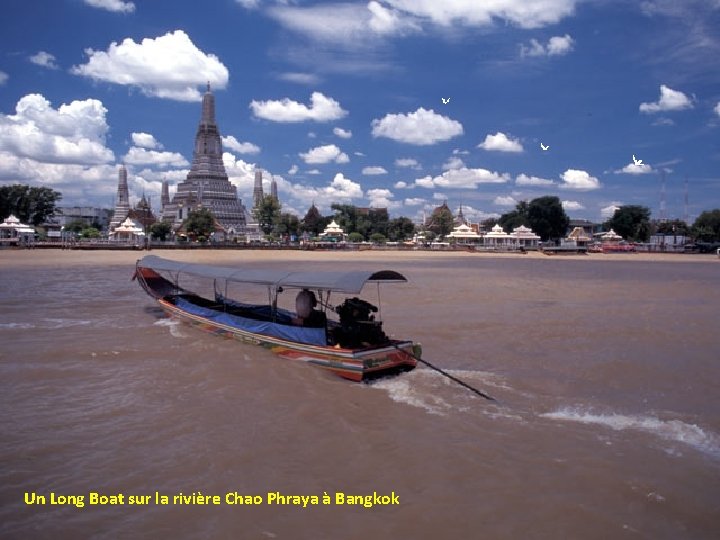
top-left (161, 84), bottom-right (250, 233)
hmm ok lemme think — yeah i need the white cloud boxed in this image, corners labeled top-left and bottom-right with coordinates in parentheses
top-left (371, 108), bottom-right (463, 145)
top-left (84, 0), bottom-right (135, 13)
top-left (299, 144), bottom-right (349, 164)
top-left (652, 117), bottom-right (675, 126)
top-left (383, 0), bottom-right (578, 29)
top-left (333, 127), bottom-right (352, 139)
top-left (222, 135), bottom-right (260, 154)
top-left (618, 162), bottom-right (653, 174)
top-left (317, 172), bottom-right (363, 201)
top-left (367, 188), bottom-right (400, 209)
top-left (714, 101), bottom-right (720, 117)
top-left (268, 1), bottom-right (420, 44)
top-left (362, 166), bottom-right (388, 175)
top-left (478, 132), bottom-right (524, 153)
top-left (395, 181), bottom-right (408, 188)
top-left (559, 169), bottom-right (601, 190)
top-left (236, 0), bottom-right (261, 9)
top-left (562, 200), bottom-right (585, 211)
top-left (277, 72), bottom-right (321, 85)
top-left (123, 147), bottom-right (189, 168)
top-left (404, 197), bottom-right (425, 206)
top-left (414, 167), bottom-right (509, 189)
top-left (250, 92), bottom-right (347, 122)
top-left (516, 173), bottom-right (555, 186)
top-left (71, 30), bottom-right (229, 101)
top-left (601, 203), bottom-right (621, 219)
top-left (29, 51), bottom-right (59, 70)
top-left (442, 156), bottom-right (465, 170)
top-left (520, 34), bottom-right (575, 57)
top-left (494, 196), bottom-right (517, 206)
top-left (639, 84), bottom-right (693, 113)
top-left (288, 164), bottom-right (299, 175)
top-left (307, 169), bottom-right (322, 175)
top-left (395, 157), bottom-right (420, 169)
top-left (131, 132), bottom-right (161, 149)
top-left (0, 71), bottom-right (7, 85)
top-left (0, 93), bottom-right (113, 165)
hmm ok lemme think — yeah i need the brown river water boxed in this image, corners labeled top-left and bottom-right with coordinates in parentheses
top-left (1, 249), bottom-right (719, 539)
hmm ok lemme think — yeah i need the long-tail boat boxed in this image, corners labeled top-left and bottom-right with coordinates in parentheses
top-left (134, 255), bottom-right (419, 381)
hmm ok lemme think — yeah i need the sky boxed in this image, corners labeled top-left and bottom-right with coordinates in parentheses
top-left (1, 0), bottom-right (719, 224)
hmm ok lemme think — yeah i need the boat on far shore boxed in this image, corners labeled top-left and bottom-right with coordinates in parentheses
top-left (133, 255), bottom-right (419, 382)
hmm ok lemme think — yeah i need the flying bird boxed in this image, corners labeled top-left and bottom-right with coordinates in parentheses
top-left (540, 143), bottom-right (549, 151)
top-left (441, 97), bottom-right (450, 104)
top-left (632, 154), bottom-right (643, 166)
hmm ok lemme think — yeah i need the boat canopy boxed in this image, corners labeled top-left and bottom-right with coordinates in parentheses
top-left (137, 255), bottom-right (407, 294)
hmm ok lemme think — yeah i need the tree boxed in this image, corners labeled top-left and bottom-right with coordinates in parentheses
top-left (528, 196), bottom-right (569, 241)
top-left (253, 195), bottom-right (282, 235)
top-left (692, 209), bottom-right (720, 242)
top-left (275, 212), bottom-right (300, 238)
top-left (347, 232), bottom-right (364, 243)
top-left (499, 200), bottom-right (530, 232)
top-left (655, 219), bottom-right (690, 236)
top-left (605, 205), bottom-right (652, 242)
top-left (184, 208), bottom-right (215, 239)
top-left (0, 184), bottom-right (62, 225)
top-left (80, 227), bottom-right (101, 239)
top-left (387, 217), bottom-right (415, 242)
top-left (149, 221), bottom-right (172, 241)
top-left (369, 232), bottom-right (387, 244)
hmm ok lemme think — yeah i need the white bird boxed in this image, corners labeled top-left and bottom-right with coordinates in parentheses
top-left (540, 143), bottom-right (549, 151)
top-left (441, 97), bottom-right (450, 104)
top-left (632, 154), bottom-right (643, 166)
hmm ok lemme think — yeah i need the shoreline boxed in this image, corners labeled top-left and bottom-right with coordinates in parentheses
top-left (0, 247), bottom-right (716, 269)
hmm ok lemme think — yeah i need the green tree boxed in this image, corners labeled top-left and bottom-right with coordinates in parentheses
top-left (275, 212), bottom-right (300, 238)
top-left (331, 203), bottom-right (362, 236)
top-left (253, 195), bottom-right (281, 235)
top-left (691, 209), bottom-right (720, 242)
top-left (149, 221), bottom-right (173, 241)
top-left (369, 232), bottom-right (387, 244)
top-left (387, 216), bottom-right (415, 241)
top-left (499, 200), bottom-right (530, 232)
top-left (0, 184), bottom-right (62, 225)
top-left (80, 227), bottom-right (101, 239)
top-left (605, 205), bottom-right (652, 242)
top-left (64, 220), bottom-right (86, 234)
top-left (528, 196), bottom-right (569, 241)
top-left (347, 232), bottom-right (364, 243)
top-left (184, 207), bottom-right (216, 239)
top-left (368, 208), bottom-right (389, 238)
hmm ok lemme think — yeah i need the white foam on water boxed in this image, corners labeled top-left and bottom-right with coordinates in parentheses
top-left (153, 318), bottom-right (186, 338)
top-left (0, 322), bottom-right (35, 330)
top-left (370, 372), bottom-right (453, 415)
top-left (542, 407), bottom-right (720, 458)
top-left (41, 318), bottom-right (93, 329)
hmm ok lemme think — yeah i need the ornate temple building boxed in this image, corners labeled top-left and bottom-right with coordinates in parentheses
top-left (108, 164), bottom-right (130, 232)
top-left (162, 84), bottom-right (249, 233)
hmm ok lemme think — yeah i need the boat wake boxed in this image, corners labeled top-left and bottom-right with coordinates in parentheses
top-left (541, 407), bottom-right (720, 459)
top-left (369, 368), bottom-right (518, 419)
top-left (0, 322), bottom-right (36, 330)
top-left (153, 318), bottom-right (186, 338)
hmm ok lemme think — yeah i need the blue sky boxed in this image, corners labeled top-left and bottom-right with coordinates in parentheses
top-left (1, 0), bottom-right (719, 224)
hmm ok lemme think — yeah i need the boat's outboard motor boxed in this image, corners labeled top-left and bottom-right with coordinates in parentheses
top-left (334, 297), bottom-right (389, 348)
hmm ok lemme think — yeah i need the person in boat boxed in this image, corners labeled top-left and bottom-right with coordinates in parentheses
top-left (292, 289), bottom-right (327, 328)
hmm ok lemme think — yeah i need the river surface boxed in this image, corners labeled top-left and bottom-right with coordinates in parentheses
top-left (1, 250), bottom-right (719, 539)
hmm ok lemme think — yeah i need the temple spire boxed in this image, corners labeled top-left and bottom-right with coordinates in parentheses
top-left (201, 83), bottom-right (216, 126)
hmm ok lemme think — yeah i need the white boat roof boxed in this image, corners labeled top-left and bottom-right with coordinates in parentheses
top-left (137, 255), bottom-right (407, 293)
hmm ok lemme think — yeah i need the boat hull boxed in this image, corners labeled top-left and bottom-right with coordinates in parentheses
top-left (156, 298), bottom-right (417, 381)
